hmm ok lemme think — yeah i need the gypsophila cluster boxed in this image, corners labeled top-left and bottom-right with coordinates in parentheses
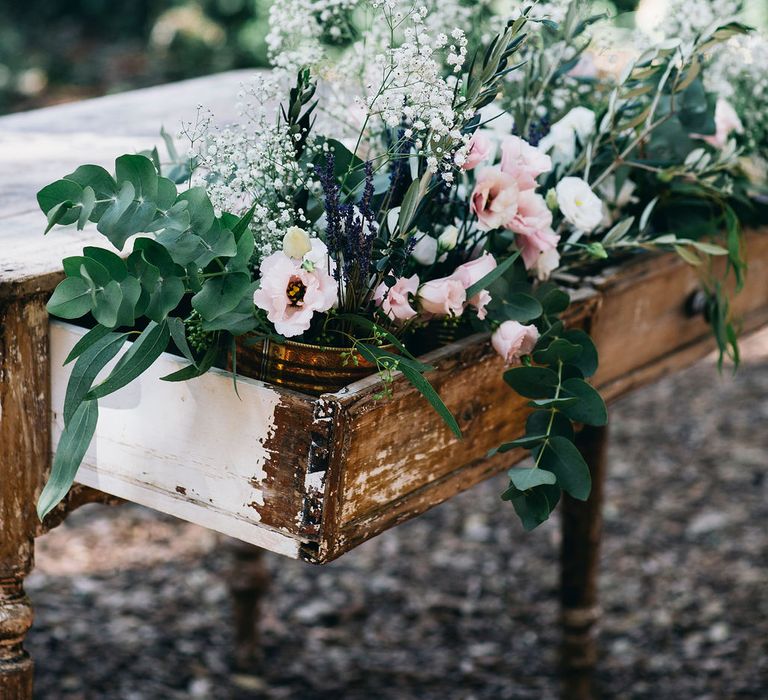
top-left (706, 32), bottom-right (768, 151)
top-left (266, 0), bottom-right (361, 72)
top-left (191, 77), bottom-right (322, 262)
top-left (361, 3), bottom-right (471, 180)
top-left (657, 0), bottom-right (743, 41)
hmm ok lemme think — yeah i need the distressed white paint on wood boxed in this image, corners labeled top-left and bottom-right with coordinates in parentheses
top-left (49, 321), bottom-right (302, 559)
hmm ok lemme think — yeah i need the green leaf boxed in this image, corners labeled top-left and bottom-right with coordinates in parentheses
top-left (97, 181), bottom-right (143, 249)
top-left (167, 316), bottom-right (196, 365)
top-left (466, 252), bottom-right (521, 298)
top-left (358, 344), bottom-right (462, 439)
top-left (115, 154), bottom-right (158, 200)
top-left (503, 366), bottom-right (559, 398)
top-left (160, 342), bottom-right (219, 382)
top-left (38, 400), bottom-right (99, 520)
top-left (533, 338), bottom-right (582, 367)
top-left (83, 247), bottom-right (127, 281)
top-left (76, 187), bottom-right (96, 230)
top-left (537, 435), bottom-right (591, 501)
top-left (65, 164), bottom-right (117, 202)
top-left (192, 273), bottom-right (252, 322)
top-left (502, 483), bottom-right (561, 531)
top-left (561, 329), bottom-right (598, 377)
top-left (489, 434), bottom-right (546, 454)
top-left (508, 467), bottom-right (557, 491)
top-left (63, 332), bottom-right (128, 424)
top-left (115, 276), bottom-right (142, 327)
top-left (227, 227), bottom-right (255, 272)
top-left (537, 284), bottom-right (571, 315)
top-left (64, 325), bottom-right (111, 365)
top-left (528, 396), bottom-right (578, 408)
top-left (45, 201), bottom-right (76, 233)
top-left (47, 277), bottom-right (92, 319)
top-left (92, 280), bottom-right (124, 328)
top-left (178, 187), bottom-right (215, 236)
top-left (37, 178), bottom-right (83, 216)
top-left (495, 291), bottom-right (542, 322)
top-left (62, 256), bottom-right (110, 287)
top-left (526, 410), bottom-right (574, 441)
top-left (559, 378), bottom-right (608, 426)
top-left (231, 203), bottom-right (257, 239)
top-left (154, 229), bottom-right (207, 266)
top-left (87, 321), bottom-right (170, 400)
top-left (397, 178), bottom-right (422, 235)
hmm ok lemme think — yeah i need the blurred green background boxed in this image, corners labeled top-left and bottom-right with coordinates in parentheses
top-left (0, 0), bottom-right (272, 114)
top-left (0, 0), bottom-right (765, 116)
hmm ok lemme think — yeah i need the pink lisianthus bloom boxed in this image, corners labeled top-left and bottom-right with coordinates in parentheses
top-left (507, 189), bottom-right (554, 239)
top-left (463, 131), bottom-right (493, 170)
top-left (253, 248), bottom-right (337, 337)
top-left (515, 227), bottom-right (560, 272)
top-left (450, 252), bottom-right (497, 320)
top-left (373, 274), bottom-right (420, 322)
top-left (500, 135), bottom-right (552, 190)
top-left (418, 277), bottom-right (467, 317)
top-left (491, 321), bottom-right (540, 364)
top-left (470, 168), bottom-right (520, 231)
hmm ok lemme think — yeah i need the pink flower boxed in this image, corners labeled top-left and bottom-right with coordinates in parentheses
top-left (500, 135), bottom-right (552, 190)
top-left (450, 252), bottom-right (497, 320)
top-left (253, 250), bottom-right (337, 337)
top-left (374, 274), bottom-right (420, 322)
top-left (491, 321), bottom-right (540, 364)
top-left (418, 277), bottom-right (467, 317)
top-left (463, 131), bottom-right (493, 170)
top-left (470, 168), bottom-right (519, 231)
top-left (516, 227), bottom-right (560, 271)
top-left (507, 189), bottom-right (553, 238)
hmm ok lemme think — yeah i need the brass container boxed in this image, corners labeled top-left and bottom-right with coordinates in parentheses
top-left (235, 338), bottom-right (382, 395)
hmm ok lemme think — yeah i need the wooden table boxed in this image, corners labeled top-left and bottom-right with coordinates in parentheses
top-left (1, 72), bottom-right (767, 700)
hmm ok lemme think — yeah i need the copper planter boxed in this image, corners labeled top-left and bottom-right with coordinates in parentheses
top-left (235, 338), bottom-right (383, 395)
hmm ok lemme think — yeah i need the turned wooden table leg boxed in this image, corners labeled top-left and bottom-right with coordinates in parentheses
top-left (560, 424), bottom-right (608, 700)
top-left (226, 540), bottom-right (270, 671)
top-left (0, 296), bottom-right (51, 699)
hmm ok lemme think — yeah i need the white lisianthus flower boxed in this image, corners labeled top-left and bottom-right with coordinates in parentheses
top-left (302, 238), bottom-right (335, 276)
top-left (478, 103), bottom-right (515, 137)
top-left (539, 107), bottom-right (596, 164)
top-left (556, 177), bottom-right (604, 232)
top-left (282, 226), bottom-right (312, 259)
top-left (438, 225), bottom-right (459, 251)
top-left (411, 233), bottom-right (439, 266)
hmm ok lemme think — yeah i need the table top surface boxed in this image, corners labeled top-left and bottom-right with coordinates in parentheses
top-left (0, 70), bottom-right (253, 297)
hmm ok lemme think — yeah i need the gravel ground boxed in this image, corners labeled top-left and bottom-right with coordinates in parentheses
top-left (27, 331), bottom-right (768, 700)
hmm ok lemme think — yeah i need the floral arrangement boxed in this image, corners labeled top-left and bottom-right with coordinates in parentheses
top-left (36, 0), bottom-right (766, 532)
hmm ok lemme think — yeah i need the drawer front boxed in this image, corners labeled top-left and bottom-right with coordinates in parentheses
top-left (49, 321), bottom-right (314, 558)
top-left (592, 230), bottom-right (768, 397)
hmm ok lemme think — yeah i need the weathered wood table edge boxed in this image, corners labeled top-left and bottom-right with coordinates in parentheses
top-left (1, 72), bottom-right (767, 699)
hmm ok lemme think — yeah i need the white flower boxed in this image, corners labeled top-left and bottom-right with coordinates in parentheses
top-left (539, 107), bottom-right (596, 164)
top-left (556, 177), bottom-right (604, 232)
top-left (283, 226), bottom-right (312, 259)
top-left (438, 225), bottom-right (459, 251)
top-left (411, 233), bottom-right (439, 266)
top-left (302, 238), bottom-right (335, 276)
top-left (478, 103), bottom-right (514, 136)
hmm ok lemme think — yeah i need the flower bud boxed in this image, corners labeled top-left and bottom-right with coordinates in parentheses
top-left (438, 225), bottom-right (459, 251)
top-left (282, 226), bottom-right (312, 259)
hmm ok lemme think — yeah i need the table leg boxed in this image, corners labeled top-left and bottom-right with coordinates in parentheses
top-left (560, 424), bottom-right (608, 700)
top-left (0, 297), bottom-right (51, 699)
top-left (227, 540), bottom-right (270, 671)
